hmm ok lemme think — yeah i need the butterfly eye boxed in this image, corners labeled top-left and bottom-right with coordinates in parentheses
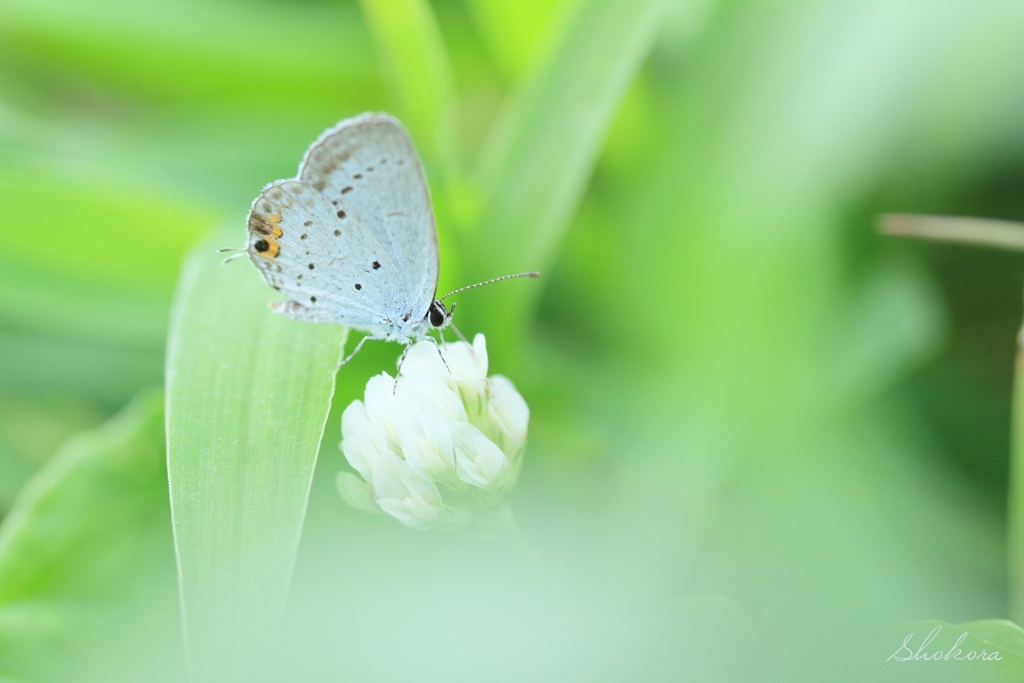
top-left (428, 301), bottom-right (446, 328)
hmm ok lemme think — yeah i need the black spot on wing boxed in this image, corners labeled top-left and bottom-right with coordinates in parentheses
top-left (341, 186), bottom-right (353, 194)
top-left (333, 229), bottom-right (341, 236)
top-left (354, 283), bottom-right (362, 290)
top-left (308, 263), bottom-right (315, 270)
top-left (372, 261), bottom-right (380, 269)
top-left (337, 210), bottom-right (346, 219)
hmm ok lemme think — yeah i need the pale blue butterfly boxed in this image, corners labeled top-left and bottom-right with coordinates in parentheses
top-left (229, 112), bottom-right (537, 370)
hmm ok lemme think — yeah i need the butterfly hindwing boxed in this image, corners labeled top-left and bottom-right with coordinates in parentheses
top-left (246, 179), bottom-right (406, 331)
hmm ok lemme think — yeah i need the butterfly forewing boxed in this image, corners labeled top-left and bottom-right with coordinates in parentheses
top-left (298, 113), bottom-right (438, 324)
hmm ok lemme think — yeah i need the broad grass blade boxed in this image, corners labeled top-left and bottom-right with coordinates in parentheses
top-left (165, 232), bottom-right (346, 680)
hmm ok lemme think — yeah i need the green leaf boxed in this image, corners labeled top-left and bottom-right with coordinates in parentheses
top-left (0, 0), bottom-right (376, 109)
top-left (0, 393), bottom-right (104, 511)
top-left (357, 0), bottom-right (458, 172)
top-left (0, 389), bottom-right (184, 683)
top-left (960, 620), bottom-right (1024, 656)
top-left (165, 231), bottom-right (346, 680)
top-left (897, 620), bottom-right (1024, 681)
top-left (464, 0), bottom-right (666, 360)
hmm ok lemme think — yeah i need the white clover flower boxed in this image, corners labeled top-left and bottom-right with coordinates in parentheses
top-left (336, 334), bottom-right (529, 529)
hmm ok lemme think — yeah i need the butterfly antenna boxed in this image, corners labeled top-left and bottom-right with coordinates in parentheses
top-left (438, 272), bottom-right (539, 301)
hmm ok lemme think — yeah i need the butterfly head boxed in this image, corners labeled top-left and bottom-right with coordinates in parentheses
top-left (427, 300), bottom-right (454, 329)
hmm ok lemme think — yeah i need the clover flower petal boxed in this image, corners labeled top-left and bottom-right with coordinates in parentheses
top-left (451, 421), bottom-right (508, 490)
top-left (337, 334), bottom-right (528, 529)
top-left (340, 401), bottom-right (386, 480)
top-left (371, 451), bottom-right (444, 529)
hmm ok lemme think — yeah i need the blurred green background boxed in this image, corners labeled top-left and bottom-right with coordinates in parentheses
top-left (3, 0), bottom-right (1024, 680)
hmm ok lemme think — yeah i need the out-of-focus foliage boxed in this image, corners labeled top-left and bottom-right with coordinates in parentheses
top-left (2, 0), bottom-right (1024, 680)
top-left (0, 391), bottom-right (181, 683)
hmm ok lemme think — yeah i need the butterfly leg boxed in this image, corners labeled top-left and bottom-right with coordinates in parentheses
top-left (392, 340), bottom-right (413, 394)
top-left (448, 321), bottom-right (469, 344)
top-left (336, 335), bottom-right (381, 370)
top-left (425, 334), bottom-right (451, 375)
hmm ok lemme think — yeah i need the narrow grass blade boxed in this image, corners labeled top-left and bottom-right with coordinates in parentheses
top-left (165, 232), bottom-right (346, 680)
top-left (358, 0), bottom-right (458, 172)
top-left (464, 0), bottom-right (666, 358)
top-left (462, 0), bottom-right (572, 80)
top-left (1011, 315), bottom-right (1024, 625)
top-left (0, 390), bottom-right (183, 683)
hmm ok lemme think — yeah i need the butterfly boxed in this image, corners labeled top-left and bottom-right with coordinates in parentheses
top-left (228, 112), bottom-right (537, 369)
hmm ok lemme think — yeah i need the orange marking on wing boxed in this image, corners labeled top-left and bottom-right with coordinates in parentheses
top-left (256, 239), bottom-right (280, 259)
top-left (268, 214), bottom-right (283, 238)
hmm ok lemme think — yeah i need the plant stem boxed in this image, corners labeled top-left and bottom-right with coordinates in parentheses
top-left (878, 214), bottom-right (1024, 251)
top-left (487, 503), bottom-right (551, 579)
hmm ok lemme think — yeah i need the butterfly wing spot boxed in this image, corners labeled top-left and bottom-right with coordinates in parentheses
top-left (402, 313), bottom-right (410, 322)
top-left (353, 173), bottom-right (363, 180)
top-left (341, 186), bottom-right (353, 194)
top-left (337, 210), bottom-right (346, 219)
top-left (310, 296), bottom-right (317, 303)
top-left (300, 234), bottom-right (307, 240)
top-left (308, 263), bottom-right (315, 270)
top-left (372, 261), bottom-right (381, 269)
top-left (252, 238), bottom-right (280, 259)
top-left (333, 229), bottom-right (341, 236)
top-left (355, 283), bottom-right (362, 290)
top-left (249, 211), bottom-right (283, 238)
top-left (303, 220), bottom-right (313, 227)
top-left (367, 166), bottom-right (374, 172)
